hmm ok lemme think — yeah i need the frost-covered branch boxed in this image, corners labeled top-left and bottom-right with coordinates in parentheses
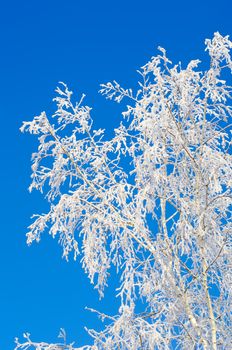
top-left (19, 32), bottom-right (232, 349)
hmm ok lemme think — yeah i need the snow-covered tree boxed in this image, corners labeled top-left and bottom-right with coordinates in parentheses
top-left (17, 32), bottom-right (232, 349)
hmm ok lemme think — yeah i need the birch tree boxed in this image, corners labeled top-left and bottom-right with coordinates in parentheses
top-left (16, 32), bottom-right (232, 349)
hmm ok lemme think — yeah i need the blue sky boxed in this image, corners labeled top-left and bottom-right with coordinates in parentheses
top-left (0, 0), bottom-right (231, 348)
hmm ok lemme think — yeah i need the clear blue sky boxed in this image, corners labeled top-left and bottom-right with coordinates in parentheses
top-left (0, 0), bottom-right (231, 348)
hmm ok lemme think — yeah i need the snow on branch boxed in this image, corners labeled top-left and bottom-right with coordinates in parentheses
top-left (19, 32), bottom-right (232, 349)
